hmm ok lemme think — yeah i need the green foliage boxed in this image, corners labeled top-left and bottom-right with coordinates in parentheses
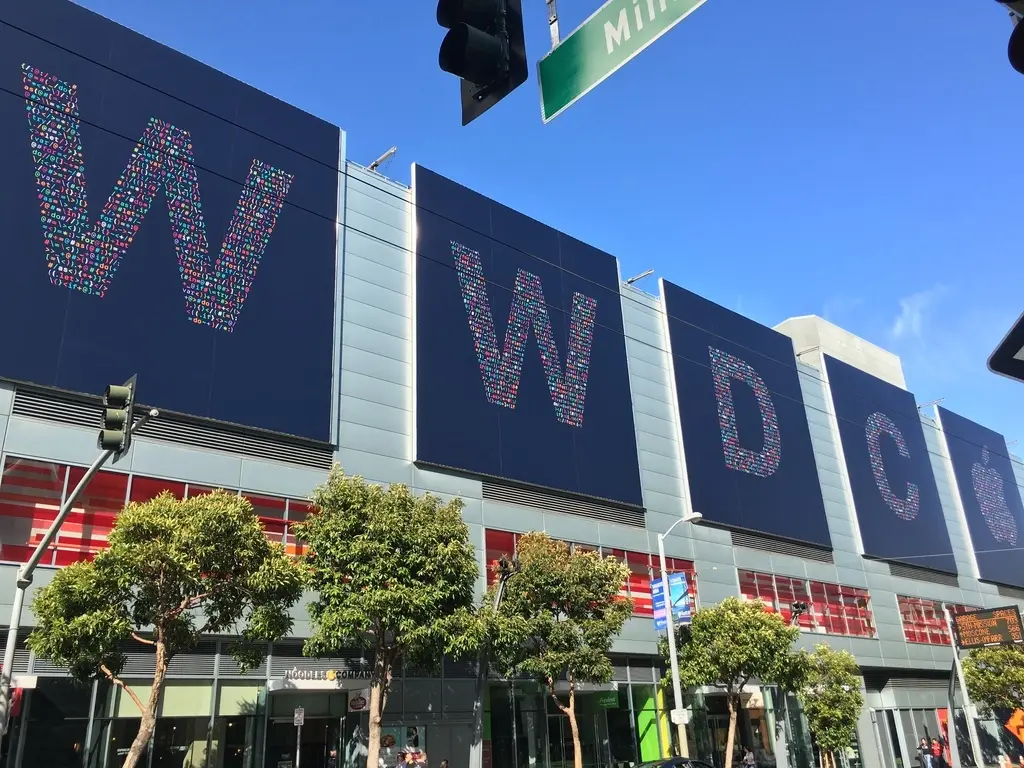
top-left (664, 597), bottom-right (804, 695)
top-left (28, 490), bottom-right (304, 679)
top-left (662, 596), bottom-right (803, 767)
top-left (963, 645), bottom-right (1024, 717)
top-left (796, 644), bottom-right (864, 755)
top-left (490, 532), bottom-right (633, 697)
top-left (27, 489), bottom-right (304, 768)
top-left (296, 467), bottom-right (480, 669)
top-left (296, 467), bottom-right (479, 768)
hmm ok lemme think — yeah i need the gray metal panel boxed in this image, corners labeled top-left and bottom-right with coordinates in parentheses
top-left (129, 440), bottom-right (242, 489)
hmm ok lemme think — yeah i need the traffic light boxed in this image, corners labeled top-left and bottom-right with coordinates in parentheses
top-left (98, 375), bottom-right (137, 463)
top-left (1010, 17), bottom-right (1024, 74)
top-left (437, 0), bottom-right (527, 126)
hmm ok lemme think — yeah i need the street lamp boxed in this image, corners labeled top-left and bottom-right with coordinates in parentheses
top-left (656, 510), bottom-right (703, 757)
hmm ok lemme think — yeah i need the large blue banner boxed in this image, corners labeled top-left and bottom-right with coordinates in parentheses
top-left (826, 355), bottom-right (955, 573)
top-left (0, 0), bottom-right (340, 440)
top-left (939, 407), bottom-right (1024, 588)
top-left (662, 281), bottom-right (830, 547)
top-left (413, 165), bottom-right (643, 506)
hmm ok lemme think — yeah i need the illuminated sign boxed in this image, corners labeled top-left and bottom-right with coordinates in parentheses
top-left (952, 606), bottom-right (1024, 649)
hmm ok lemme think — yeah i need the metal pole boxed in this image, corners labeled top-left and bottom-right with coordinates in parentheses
top-left (295, 721), bottom-right (302, 768)
top-left (546, 0), bottom-right (560, 46)
top-left (470, 562), bottom-right (514, 768)
top-left (944, 608), bottom-right (984, 768)
top-left (0, 408), bottom-right (158, 735)
top-left (657, 534), bottom-right (688, 758)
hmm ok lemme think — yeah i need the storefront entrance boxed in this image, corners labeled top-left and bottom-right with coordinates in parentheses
top-left (265, 718), bottom-right (341, 768)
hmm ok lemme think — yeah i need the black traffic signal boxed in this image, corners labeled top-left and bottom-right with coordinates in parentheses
top-left (437, 0), bottom-right (527, 126)
top-left (98, 375), bottom-right (137, 463)
top-left (1010, 17), bottom-right (1024, 74)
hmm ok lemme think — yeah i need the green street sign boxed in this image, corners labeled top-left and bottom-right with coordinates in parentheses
top-left (538, 0), bottom-right (709, 123)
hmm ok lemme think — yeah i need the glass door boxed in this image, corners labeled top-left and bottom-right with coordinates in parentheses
top-left (265, 718), bottom-right (341, 768)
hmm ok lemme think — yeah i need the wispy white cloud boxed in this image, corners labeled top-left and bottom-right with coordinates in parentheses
top-left (889, 284), bottom-right (949, 341)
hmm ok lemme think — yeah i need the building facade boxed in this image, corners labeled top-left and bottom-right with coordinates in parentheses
top-left (1, 3), bottom-right (1023, 768)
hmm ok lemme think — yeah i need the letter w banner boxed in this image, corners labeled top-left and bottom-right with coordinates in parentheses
top-left (451, 240), bottom-right (596, 427)
top-left (22, 64), bottom-right (294, 333)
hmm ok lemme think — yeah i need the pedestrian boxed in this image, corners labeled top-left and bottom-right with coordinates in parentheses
top-left (918, 738), bottom-right (933, 768)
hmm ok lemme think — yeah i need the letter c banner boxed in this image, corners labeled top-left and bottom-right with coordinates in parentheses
top-left (709, 347), bottom-right (782, 478)
top-left (864, 411), bottom-right (919, 521)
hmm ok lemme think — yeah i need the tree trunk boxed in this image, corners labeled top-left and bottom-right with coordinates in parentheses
top-left (566, 679), bottom-right (583, 768)
top-left (724, 694), bottom-right (739, 768)
top-left (122, 641), bottom-right (168, 768)
top-left (365, 651), bottom-right (394, 768)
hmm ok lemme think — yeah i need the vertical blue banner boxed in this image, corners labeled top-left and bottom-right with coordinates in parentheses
top-left (652, 572), bottom-right (692, 631)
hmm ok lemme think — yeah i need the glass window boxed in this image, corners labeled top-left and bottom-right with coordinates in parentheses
top-left (245, 494), bottom-right (287, 545)
top-left (129, 476), bottom-right (185, 503)
top-left (184, 484), bottom-right (216, 498)
top-left (898, 596), bottom-right (956, 645)
top-left (150, 716), bottom-right (209, 766)
top-left (484, 530), bottom-right (517, 585)
top-left (0, 458), bottom-right (66, 565)
top-left (285, 500), bottom-right (313, 558)
top-left (56, 468), bottom-right (128, 565)
top-left (20, 678), bottom-right (98, 768)
top-left (626, 550), bottom-right (653, 616)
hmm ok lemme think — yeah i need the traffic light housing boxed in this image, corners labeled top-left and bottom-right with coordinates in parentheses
top-left (99, 375), bottom-right (137, 463)
top-left (437, 0), bottom-right (527, 126)
top-left (1010, 16), bottom-right (1024, 74)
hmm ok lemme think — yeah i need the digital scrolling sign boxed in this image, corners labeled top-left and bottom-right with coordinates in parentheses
top-left (938, 407), bottom-right (1024, 588)
top-left (824, 355), bottom-right (956, 574)
top-left (413, 165), bottom-right (643, 507)
top-left (0, 0), bottom-right (340, 441)
top-left (661, 281), bottom-right (830, 546)
top-left (952, 606), bottom-right (1024, 650)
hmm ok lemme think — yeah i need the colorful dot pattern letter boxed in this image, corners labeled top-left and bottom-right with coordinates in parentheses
top-left (864, 411), bottom-right (920, 521)
top-left (971, 446), bottom-right (1019, 545)
top-left (451, 241), bottom-right (596, 428)
top-left (708, 346), bottom-right (781, 478)
top-left (22, 63), bottom-right (294, 333)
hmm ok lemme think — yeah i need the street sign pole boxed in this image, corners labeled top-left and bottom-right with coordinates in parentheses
top-left (944, 608), bottom-right (985, 768)
top-left (546, 0), bottom-right (560, 45)
top-left (538, 0), bottom-right (709, 122)
top-left (294, 707), bottom-right (305, 768)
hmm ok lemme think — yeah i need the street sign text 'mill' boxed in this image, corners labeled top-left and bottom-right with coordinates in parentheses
top-left (538, 0), bottom-right (708, 122)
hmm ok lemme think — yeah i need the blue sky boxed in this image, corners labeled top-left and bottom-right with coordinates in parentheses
top-left (77, 0), bottom-right (1024, 444)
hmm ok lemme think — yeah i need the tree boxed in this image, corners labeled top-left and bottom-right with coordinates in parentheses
top-left (27, 490), bottom-right (304, 768)
top-left (797, 644), bottom-right (863, 768)
top-left (963, 644), bottom-right (1024, 717)
top-left (664, 597), bottom-right (803, 768)
top-left (296, 468), bottom-right (479, 768)
top-left (489, 532), bottom-right (633, 768)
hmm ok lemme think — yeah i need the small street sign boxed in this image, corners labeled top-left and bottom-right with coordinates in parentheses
top-left (1006, 709), bottom-right (1024, 745)
top-left (989, 311), bottom-right (1024, 383)
top-left (538, 0), bottom-right (709, 122)
top-left (293, 707), bottom-right (305, 727)
top-left (651, 572), bottom-right (692, 631)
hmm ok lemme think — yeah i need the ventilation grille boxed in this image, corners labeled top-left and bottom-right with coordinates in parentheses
top-left (481, 481), bottom-right (645, 527)
top-left (166, 640), bottom-right (218, 677)
top-left (730, 531), bottom-right (834, 563)
top-left (889, 562), bottom-right (960, 588)
top-left (997, 584), bottom-right (1024, 601)
top-left (863, 671), bottom-right (948, 691)
top-left (443, 658), bottom-right (477, 679)
top-left (11, 388), bottom-right (333, 470)
top-left (219, 642), bottom-right (268, 678)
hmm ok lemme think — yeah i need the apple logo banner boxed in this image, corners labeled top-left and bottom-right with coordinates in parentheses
top-left (939, 406), bottom-right (1024, 588)
top-left (971, 446), bottom-right (1019, 546)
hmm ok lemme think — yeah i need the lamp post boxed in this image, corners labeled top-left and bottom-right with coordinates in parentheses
top-left (656, 511), bottom-right (703, 758)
